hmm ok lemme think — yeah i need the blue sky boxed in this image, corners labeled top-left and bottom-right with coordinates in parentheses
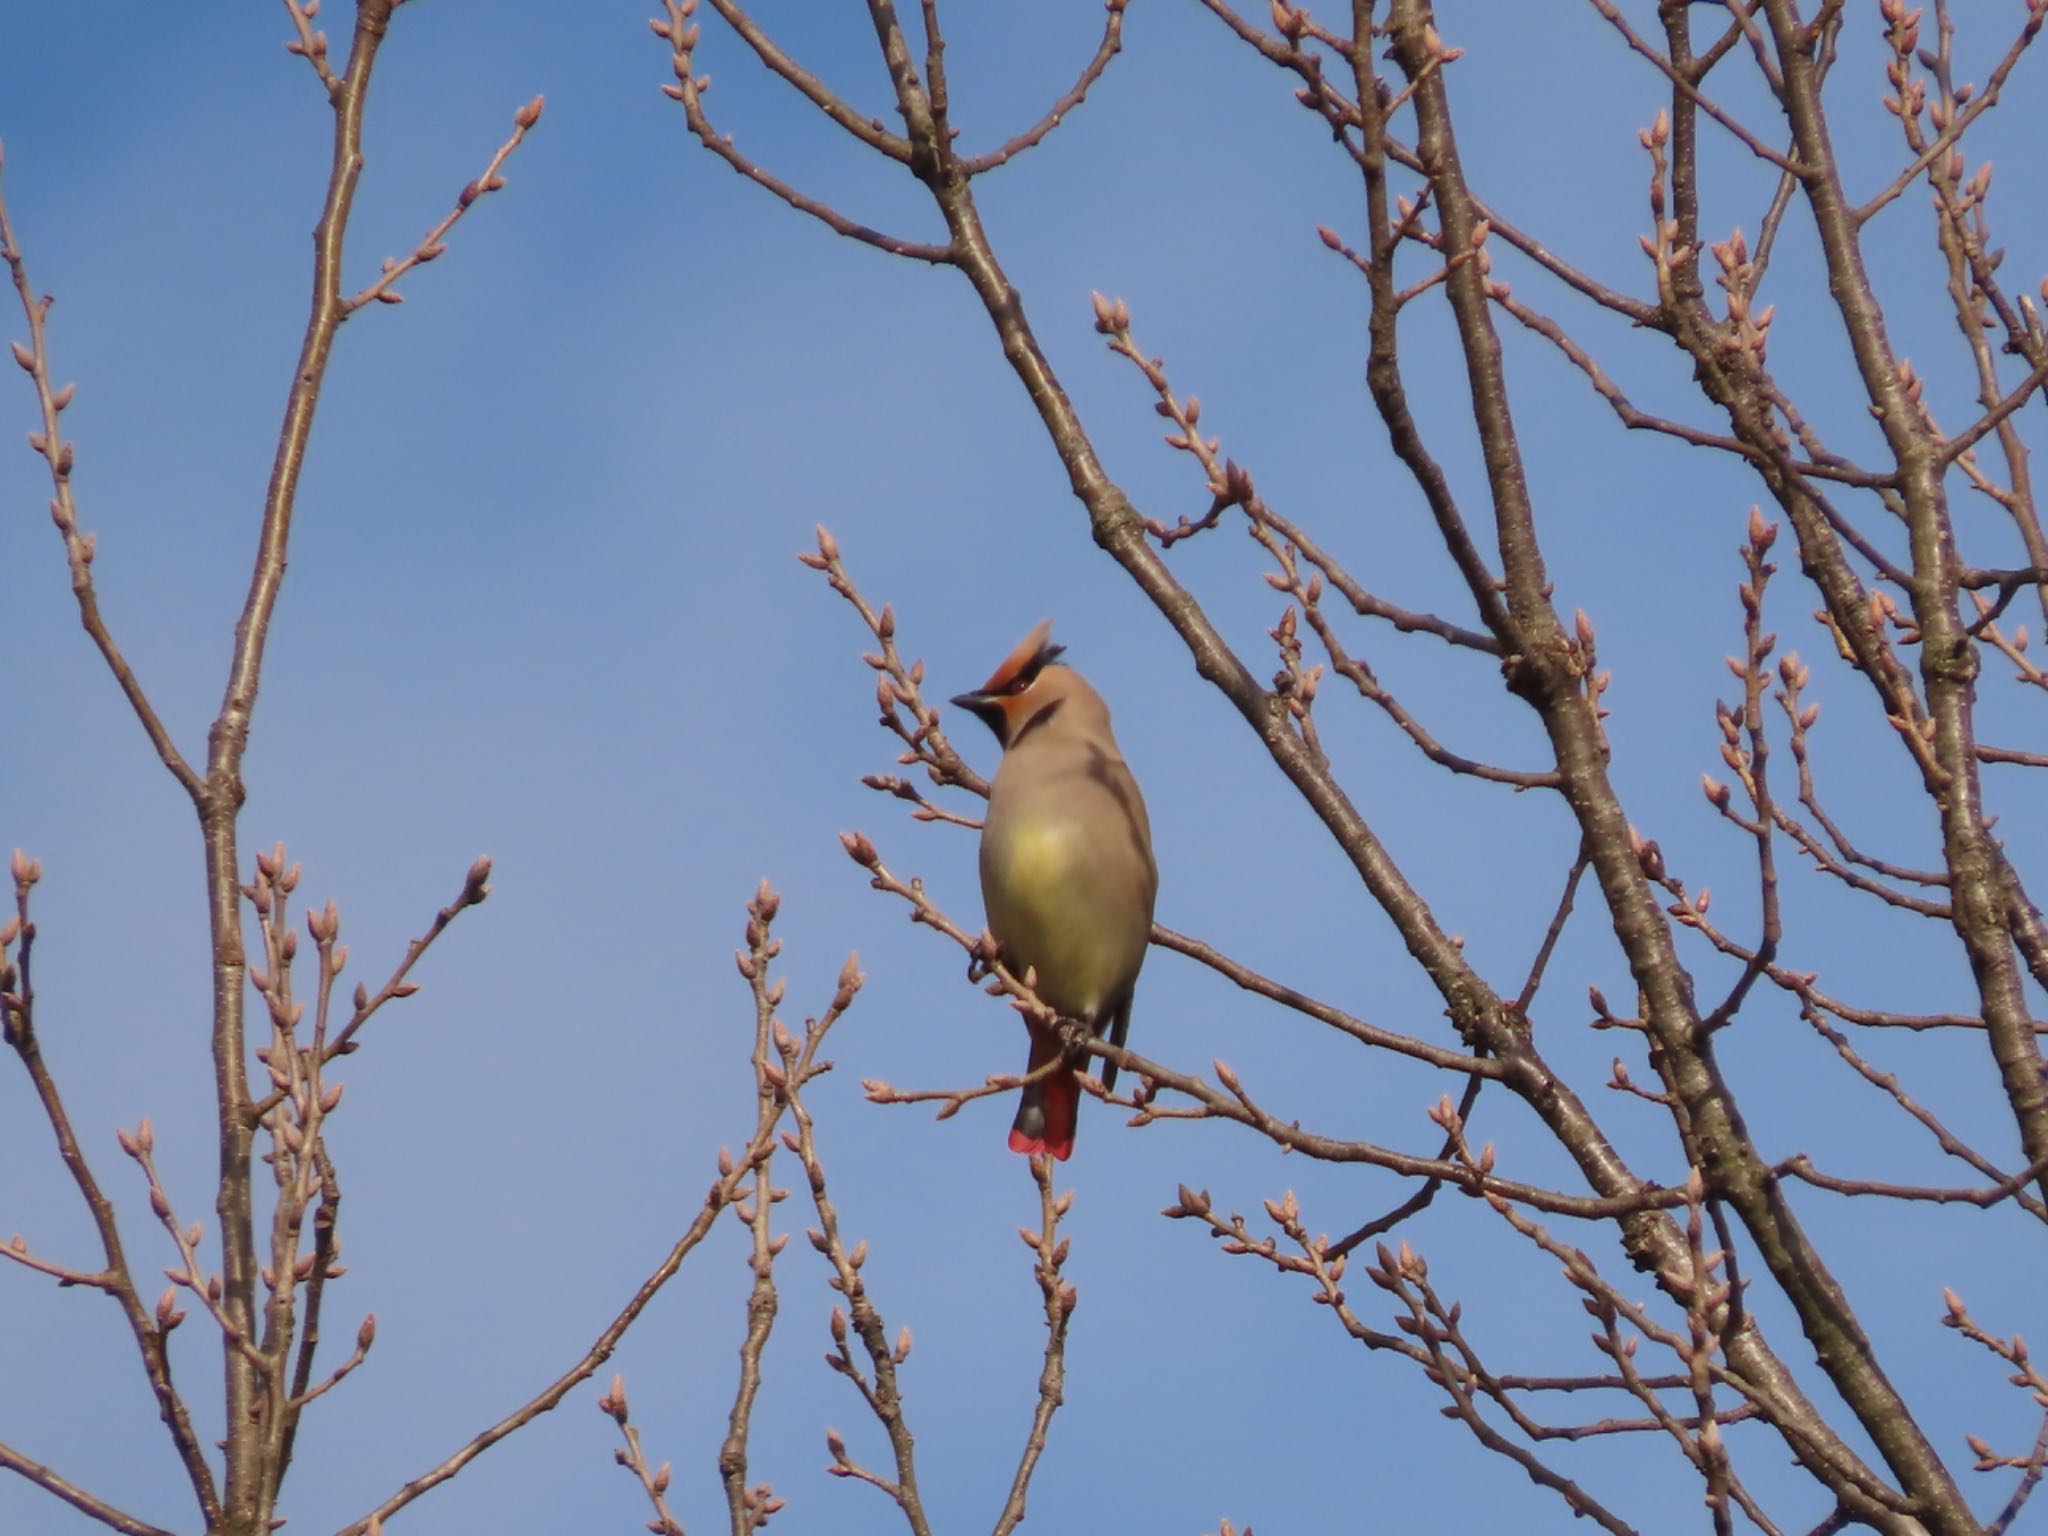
top-left (3, 4), bottom-right (2047, 1533)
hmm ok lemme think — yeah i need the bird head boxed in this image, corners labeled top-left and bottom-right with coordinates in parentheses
top-left (950, 620), bottom-right (1071, 749)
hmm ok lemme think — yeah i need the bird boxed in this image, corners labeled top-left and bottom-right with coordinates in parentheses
top-left (951, 621), bottom-right (1157, 1160)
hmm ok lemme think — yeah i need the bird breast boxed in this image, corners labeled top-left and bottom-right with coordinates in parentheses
top-left (979, 781), bottom-right (1152, 1023)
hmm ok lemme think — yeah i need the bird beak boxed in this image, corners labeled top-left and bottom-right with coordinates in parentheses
top-left (950, 689), bottom-right (1006, 741)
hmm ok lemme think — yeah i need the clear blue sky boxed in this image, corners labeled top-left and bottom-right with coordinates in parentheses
top-left (3, 4), bottom-right (2046, 1533)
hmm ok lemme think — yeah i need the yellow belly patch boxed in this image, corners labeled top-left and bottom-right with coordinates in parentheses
top-left (984, 821), bottom-right (1140, 1020)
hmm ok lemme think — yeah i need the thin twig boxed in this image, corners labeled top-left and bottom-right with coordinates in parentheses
top-left (332, 887), bottom-right (859, 1536)
top-left (1854, 4), bottom-right (2048, 225)
top-left (701, 0), bottom-right (914, 160)
top-left (0, 174), bottom-right (205, 801)
top-left (278, 0), bottom-right (342, 98)
top-left (342, 97), bottom-right (545, 313)
top-left (599, 1377), bottom-right (687, 1536)
top-left (990, 1157), bottom-right (1076, 1536)
top-left (0, 862), bottom-right (222, 1523)
top-left (1774, 1152), bottom-right (2048, 1208)
top-left (0, 1441), bottom-right (179, 1536)
top-left (1586, 0), bottom-right (1810, 173)
top-left (963, 0), bottom-right (1127, 175)
top-left (655, 1), bottom-right (954, 264)
top-left (720, 882), bottom-right (797, 1535)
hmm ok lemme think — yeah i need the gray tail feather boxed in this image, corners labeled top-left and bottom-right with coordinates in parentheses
top-left (1011, 1083), bottom-right (1045, 1140)
top-left (1099, 994), bottom-right (1135, 1094)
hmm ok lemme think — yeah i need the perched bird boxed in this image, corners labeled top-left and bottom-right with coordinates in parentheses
top-left (951, 621), bottom-right (1157, 1160)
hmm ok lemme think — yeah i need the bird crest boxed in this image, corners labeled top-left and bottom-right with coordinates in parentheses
top-left (978, 619), bottom-right (1066, 696)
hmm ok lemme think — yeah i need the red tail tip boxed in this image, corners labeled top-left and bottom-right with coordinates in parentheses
top-left (1007, 1127), bottom-right (1074, 1160)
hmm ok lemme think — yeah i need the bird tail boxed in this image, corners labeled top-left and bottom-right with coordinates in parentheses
top-left (1008, 1029), bottom-right (1079, 1160)
top-left (1100, 992), bottom-right (1134, 1095)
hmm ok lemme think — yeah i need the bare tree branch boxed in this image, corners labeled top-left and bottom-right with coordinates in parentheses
top-left (1, 174), bottom-right (206, 802)
top-left (333, 887), bottom-right (860, 1536)
top-left (0, 860), bottom-right (222, 1523)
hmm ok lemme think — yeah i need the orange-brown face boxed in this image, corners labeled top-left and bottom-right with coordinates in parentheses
top-left (950, 620), bottom-right (1066, 748)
